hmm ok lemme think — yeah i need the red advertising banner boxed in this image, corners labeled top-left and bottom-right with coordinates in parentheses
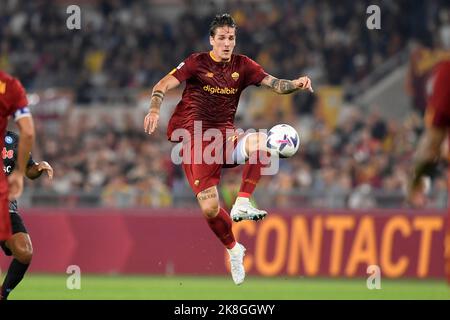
top-left (0, 209), bottom-right (447, 279)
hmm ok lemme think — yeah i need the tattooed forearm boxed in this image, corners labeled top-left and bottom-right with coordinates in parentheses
top-left (149, 90), bottom-right (164, 114)
top-left (265, 76), bottom-right (298, 94)
top-left (149, 97), bottom-right (162, 114)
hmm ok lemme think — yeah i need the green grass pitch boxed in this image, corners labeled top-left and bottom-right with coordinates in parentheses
top-left (3, 274), bottom-right (450, 300)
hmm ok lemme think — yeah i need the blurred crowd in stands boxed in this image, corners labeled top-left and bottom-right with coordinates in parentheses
top-left (1, 0), bottom-right (448, 208)
top-left (1, 0), bottom-right (448, 103)
top-left (23, 101), bottom-right (448, 209)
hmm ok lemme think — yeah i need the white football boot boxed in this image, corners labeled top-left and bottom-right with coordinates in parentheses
top-left (227, 243), bottom-right (246, 285)
top-left (230, 198), bottom-right (268, 222)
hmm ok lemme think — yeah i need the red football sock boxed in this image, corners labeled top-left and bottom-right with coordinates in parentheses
top-left (239, 151), bottom-right (270, 196)
top-left (206, 207), bottom-right (236, 249)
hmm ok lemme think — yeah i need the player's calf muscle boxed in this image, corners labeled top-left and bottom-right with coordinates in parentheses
top-left (7, 233), bottom-right (33, 263)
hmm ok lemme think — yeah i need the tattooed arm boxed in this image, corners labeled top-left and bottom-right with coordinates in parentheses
top-left (144, 74), bottom-right (181, 134)
top-left (261, 74), bottom-right (313, 94)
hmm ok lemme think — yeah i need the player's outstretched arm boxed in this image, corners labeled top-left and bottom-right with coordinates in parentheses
top-left (407, 126), bottom-right (446, 207)
top-left (260, 74), bottom-right (313, 94)
top-left (144, 74), bottom-right (181, 135)
top-left (8, 115), bottom-right (35, 200)
top-left (26, 161), bottom-right (54, 180)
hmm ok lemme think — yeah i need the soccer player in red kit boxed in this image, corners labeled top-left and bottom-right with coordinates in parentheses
top-left (144, 14), bottom-right (313, 284)
top-left (0, 71), bottom-right (35, 241)
top-left (407, 60), bottom-right (450, 283)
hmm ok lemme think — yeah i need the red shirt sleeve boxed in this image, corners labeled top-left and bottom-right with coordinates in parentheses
top-left (242, 56), bottom-right (268, 88)
top-left (8, 78), bottom-right (29, 113)
top-left (427, 61), bottom-right (450, 128)
top-left (169, 54), bottom-right (197, 83)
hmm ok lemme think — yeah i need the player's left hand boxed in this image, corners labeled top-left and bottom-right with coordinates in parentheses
top-left (293, 76), bottom-right (314, 93)
top-left (37, 161), bottom-right (54, 179)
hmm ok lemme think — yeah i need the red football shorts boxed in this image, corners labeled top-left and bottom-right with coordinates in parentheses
top-left (180, 132), bottom-right (245, 195)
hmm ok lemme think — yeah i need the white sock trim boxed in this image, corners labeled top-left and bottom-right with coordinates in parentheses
top-left (235, 196), bottom-right (250, 205)
top-left (228, 243), bottom-right (241, 255)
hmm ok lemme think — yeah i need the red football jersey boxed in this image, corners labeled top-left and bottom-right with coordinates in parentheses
top-left (0, 71), bottom-right (28, 185)
top-left (167, 52), bottom-right (268, 141)
top-left (0, 71), bottom-right (28, 240)
top-left (0, 71), bottom-right (28, 159)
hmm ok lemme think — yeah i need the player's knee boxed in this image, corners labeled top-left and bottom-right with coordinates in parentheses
top-left (257, 132), bottom-right (268, 150)
top-left (14, 245), bottom-right (33, 264)
top-left (247, 132), bottom-right (268, 154)
top-left (201, 203), bottom-right (220, 218)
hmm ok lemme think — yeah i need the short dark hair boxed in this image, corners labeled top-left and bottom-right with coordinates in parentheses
top-left (209, 13), bottom-right (236, 37)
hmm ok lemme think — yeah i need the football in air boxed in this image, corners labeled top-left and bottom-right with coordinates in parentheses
top-left (266, 124), bottom-right (300, 158)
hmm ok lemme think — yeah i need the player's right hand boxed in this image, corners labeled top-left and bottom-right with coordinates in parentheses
top-left (294, 76), bottom-right (314, 93)
top-left (144, 112), bottom-right (159, 134)
top-left (7, 170), bottom-right (24, 201)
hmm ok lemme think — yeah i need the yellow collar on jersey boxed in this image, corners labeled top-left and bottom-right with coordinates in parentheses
top-left (209, 51), bottom-right (231, 63)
